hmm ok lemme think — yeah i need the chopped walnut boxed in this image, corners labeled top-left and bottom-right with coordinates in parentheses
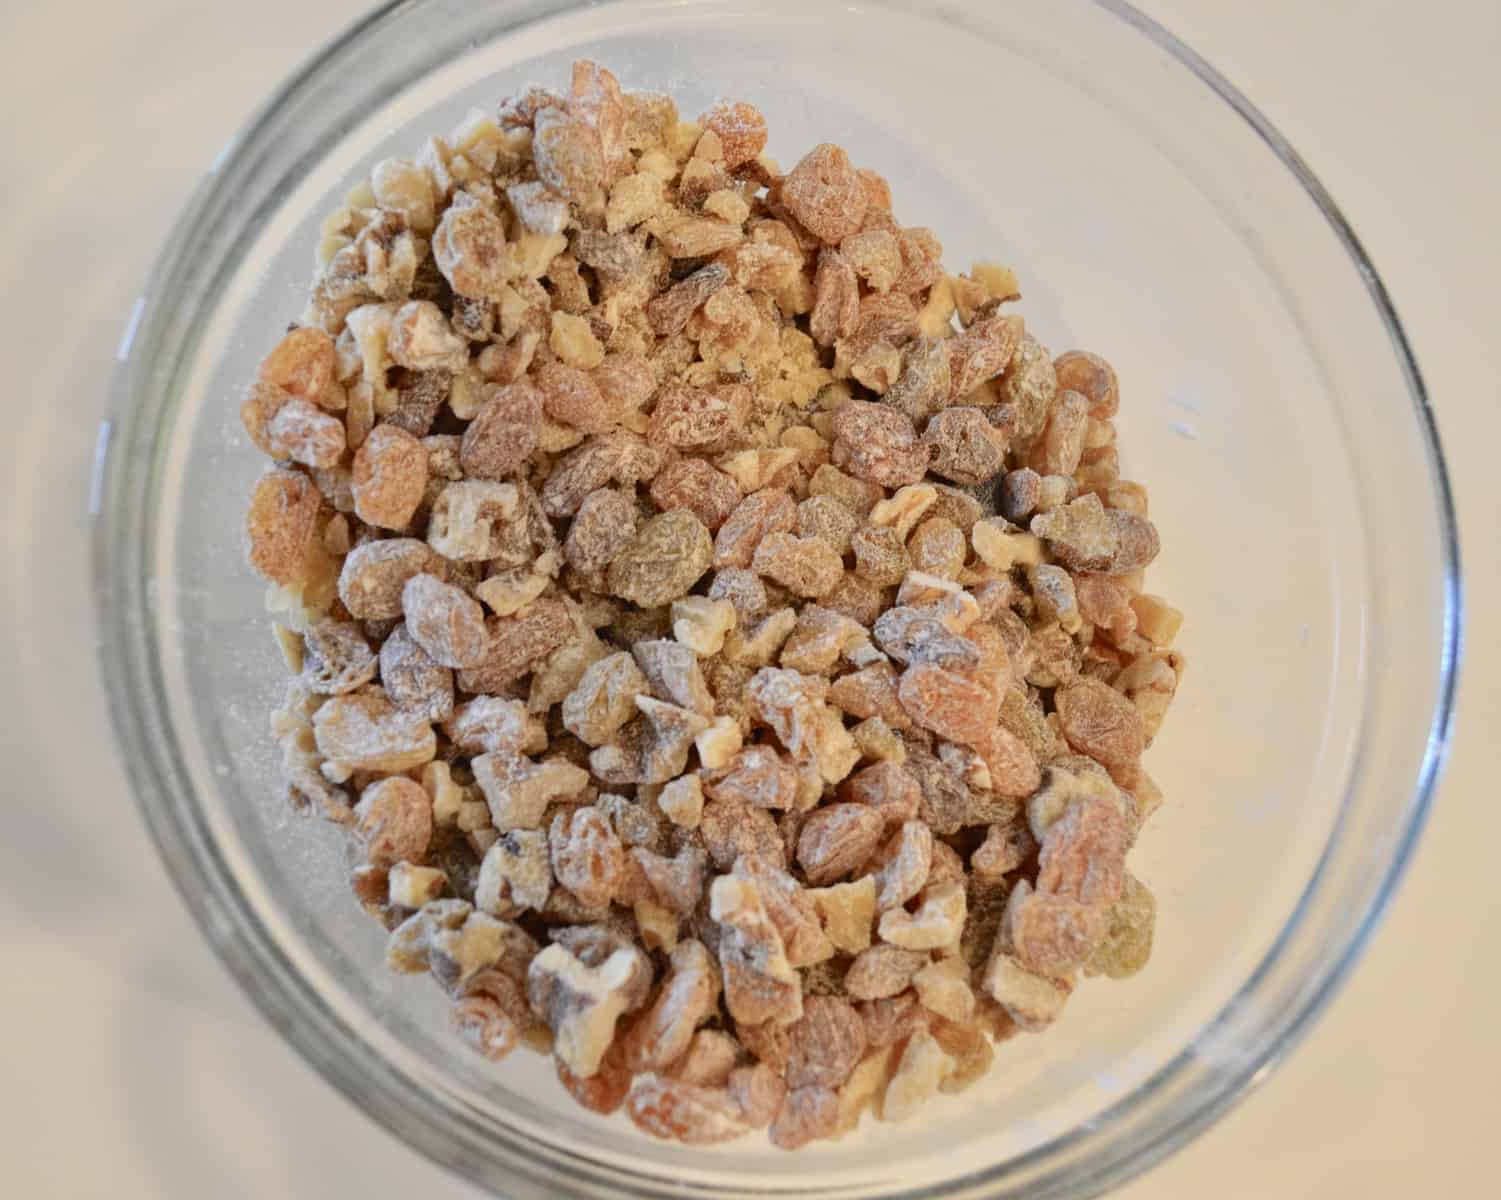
top-left (527, 941), bottom-right (648, 1077)
top-left (476, 830), bottom-right (553, 916)
top-left (562, 651), bottom-right (649, 746)
top-left (671, 595), bottom-right (737, 657)
top-left (710, 874), bottom-right (803, 1026)
top-left (474, 750), bottom-right (589, 831)
top-left (806, 875), bottom-right (876, 955)
top-left (878, 1029), bottom-right (953, 1122)
top-left (878, 879), bottom-right (966, 950)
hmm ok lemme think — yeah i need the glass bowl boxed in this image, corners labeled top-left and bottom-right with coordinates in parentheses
top-left (93, 0), bottom-right (1460, 1196)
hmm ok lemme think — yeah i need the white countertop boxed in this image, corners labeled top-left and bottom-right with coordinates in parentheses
top-left (2, 2), bottom-right (1496, 1195)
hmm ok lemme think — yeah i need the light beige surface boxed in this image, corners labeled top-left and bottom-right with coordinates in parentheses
top-left (0, 1), bottom-right (1495, 1195)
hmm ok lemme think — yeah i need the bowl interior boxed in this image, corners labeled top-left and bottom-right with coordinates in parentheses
top-left (115, 1), bottom-right (1451, 1196)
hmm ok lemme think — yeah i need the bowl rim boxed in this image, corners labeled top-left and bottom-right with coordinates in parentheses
top-left (92, 1), bottom-right (1463, 1196)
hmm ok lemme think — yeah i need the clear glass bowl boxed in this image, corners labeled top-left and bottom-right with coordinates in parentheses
top-left (93, 0), bottom-right (1460, 1196)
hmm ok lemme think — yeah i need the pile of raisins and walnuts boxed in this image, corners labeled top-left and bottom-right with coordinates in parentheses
top-left (243, 61), bottom-right (1184, 1150)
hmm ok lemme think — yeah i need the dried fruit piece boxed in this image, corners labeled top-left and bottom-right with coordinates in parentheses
top-left (785, 994), bottom-right (868, 1090)
top-left (354, 776), bottom-right (434, 868)
top-left (261, 394), bottom-right (347, 467)
top-left (1029, 388), bottom-right (1089, 477)
top-left (633, 639), bottom-right (714, 715)
top-left (247, 468), bottom-right (322, 586)
top-left (646, 262), bottom-right (729, 334)
top-left (704, 745), bottom-right (798, 810)
top-left (460, 382), bottom-right (543, 480)
top-left (1053, 349), bottom-right (1118, 419)
top-left (809, 463), bottom-right (884, 517)
top-left (451, 985), bottom-right (521, 1063)
top-left (796, 495), bottom-right (860, 557)
top-left (907, 517), bottom-right (967, 579)
top-left (259, 325), bottom-right (336, 404)
top-left (713, 488), bottom-right (798, 570)
top-left (558, 1040), bottom-right (633, 1114)
top-left (648, 382), bottom-right (745, 453)
top-left (700, 99), bottom-right (768, 168)
top-left (923, 405), bottom-right (1007, 485)
top-left (770, 1085), bottom-right (838, 1151)
top-left (649, 459), bottom-right (742, 532)
top-left (457, 599), bottom-right (573, 692)
top-left (564, 487), bottom-right (638, 585)
top-left (380, 624), bottom-right (454, 720)
top-left (780, 606), bottom-right (865, 675)
top-left (696, 798), bottom-right (780, 871)
top-left (625, 1075), bottom-right (750, 1145)
top-left (880, 340), bottom-right (949, 426)
top-left (1085, 872), bottom-right (1156, 978)
top-left (781, 144), bottom-right (867, 244)
top-left (796, 803), bottom-right (884, 885)
top-left (831, 400), bottom-right (930, 488)
top-left (810, 249), bottom-right (860, 347)
top-left (314, 690), bottom-right (436, 775)
top-left (300, 620), bottom-right (377, 695)
top-left (843, 761), bottom-right (921, 829)
top-left (1055, 677), bottom-right (1145, 783)
top-left (536, 361), bottom-right (619, 433)
top-left (752, 531), bottom-right (844, 600)
top-left (828, 662), bottom-right (910, 729)
top-left (973, 723), bottom-right (1041, 801)
top-left (894, 657), bottom-right (1002, 750)
top-left (433, 198), bottom-right (508, 298)
top-left (548, 806), bottom-right (625, 909)
top-left (948, 312), bottom-right (1023, 399)
top-left (844, 944), bottom-right (926, 1001)
top-left (872, 820), bottom-right (933, 911)
top-left (349, 424), bottom-right (427, 529)
top-left (608, 511), bottom-right (713, 607)
top-left (401, 572), bottom-right (488, 669)
top-left (622, 939), bottom-right (721, 1071)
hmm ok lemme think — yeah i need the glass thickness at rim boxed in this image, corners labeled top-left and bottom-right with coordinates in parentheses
top-left (93, 1), bottom-right (1461, 1197)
